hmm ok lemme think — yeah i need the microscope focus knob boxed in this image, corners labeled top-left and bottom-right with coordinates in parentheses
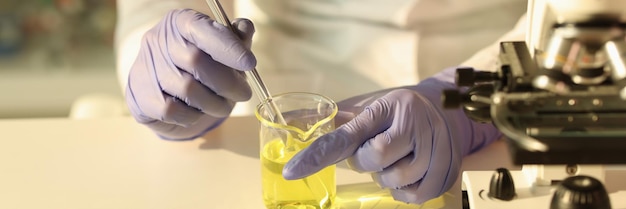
top-left (488, 168), bottom-right (516, 201)
top-left (456, 67), bottom-right (476, 86)
top-left (442, 89), bottom-right (463, 108)
top-left (550, 175), bottom-right (611, 209)
top-left (455, 67), bottom-right (498, 87)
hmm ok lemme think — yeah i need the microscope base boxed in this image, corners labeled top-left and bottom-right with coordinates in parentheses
top-left (462, 170), bottom-right (626, 209)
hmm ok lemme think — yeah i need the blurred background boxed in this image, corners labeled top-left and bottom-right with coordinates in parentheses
top-left (0, 0), bottom-right (119, 118)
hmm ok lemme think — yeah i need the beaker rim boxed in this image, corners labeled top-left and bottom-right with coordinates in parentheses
top-left (254, 92), bottom-right (338, 137)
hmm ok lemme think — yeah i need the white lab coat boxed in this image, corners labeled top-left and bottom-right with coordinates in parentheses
top-left (116, 0), bottom-right (527, 105)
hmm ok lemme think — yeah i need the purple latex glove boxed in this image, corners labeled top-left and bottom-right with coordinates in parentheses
top-left (282, 68), bottom-right (502, 204)
top-left (125, 9), bottom-right (256, 140)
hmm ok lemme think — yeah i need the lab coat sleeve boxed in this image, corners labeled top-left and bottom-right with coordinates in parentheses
top-left (406, 0), bottom-right (524, 25)
top-left (270, 0), bottom-right (522, 29)
top-left (114, 0), bottom-right (229, 92)
top-left (271, 0), bottom-right (418, 27)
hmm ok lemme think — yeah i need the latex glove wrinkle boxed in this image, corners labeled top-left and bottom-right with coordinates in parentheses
top-left (126, 9), bottom-right (256, 140)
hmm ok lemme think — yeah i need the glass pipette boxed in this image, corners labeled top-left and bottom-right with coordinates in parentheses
top-left (205, 0), bottom-right (286, 126)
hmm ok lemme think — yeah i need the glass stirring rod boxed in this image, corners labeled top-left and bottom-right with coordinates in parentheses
top-left (206, 2), bottom-right (326, 200)
top-left (205, 0), bottom-right (286, 125)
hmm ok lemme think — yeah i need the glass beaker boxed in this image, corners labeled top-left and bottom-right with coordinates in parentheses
top-left (255, 92), bottom-right (338, 209)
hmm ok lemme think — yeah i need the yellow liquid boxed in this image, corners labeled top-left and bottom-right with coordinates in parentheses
top-left (261, 139), bottom-right (336, 209)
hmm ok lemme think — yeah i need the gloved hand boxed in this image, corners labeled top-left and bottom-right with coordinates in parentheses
top-left (125, 9), bottom-right (256, 140)
top-left (282, 69), bottom-right (502, 204)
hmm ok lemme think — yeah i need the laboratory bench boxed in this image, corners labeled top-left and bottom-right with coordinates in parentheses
top-left (0, 116), bottom-right (624, 209)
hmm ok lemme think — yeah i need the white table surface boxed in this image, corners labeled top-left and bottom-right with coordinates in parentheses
top-left (0, 116), bottom-right (621, 209)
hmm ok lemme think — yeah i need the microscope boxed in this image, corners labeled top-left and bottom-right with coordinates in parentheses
top-left (442, 0), bottom-right (626, 208)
